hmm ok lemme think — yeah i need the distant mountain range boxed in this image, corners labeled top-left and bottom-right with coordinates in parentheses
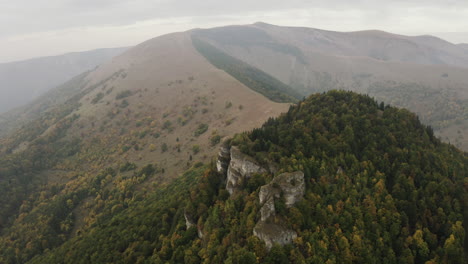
top-left (1, 22), bottom-right (467, 159)
top-left (0, 47), bottom-right (127, 114)
top-left (192, 22), bottom-right (468, 150)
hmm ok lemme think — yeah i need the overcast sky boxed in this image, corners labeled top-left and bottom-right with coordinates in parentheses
top-left (1, 0), bottom-right (468, 63)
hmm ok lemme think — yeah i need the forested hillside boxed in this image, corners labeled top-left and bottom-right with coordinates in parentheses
top-left (24, 91), bottom-right (467, 264)
top-left (0, 31), bottom-right (289, 264)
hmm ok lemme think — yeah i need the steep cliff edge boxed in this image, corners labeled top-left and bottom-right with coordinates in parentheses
top-left (215, 140), bottom-right (231, 176)
top-left (216, 143), bottom-right (305, 249)
top-left (222, 146), bottom-right (267, 195)
top-left (254, 171), bottom-right (305, 249)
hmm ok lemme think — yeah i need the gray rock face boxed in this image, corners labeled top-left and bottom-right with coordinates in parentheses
top-left (253, 222), bottom-right (298, 249)
top-left (254, 171), bottom-right (305, 249)
top-left (214, 143), bottom-right (305, 249)
top-left (259, 197), bottom-right (276, 221)
top-left (184, 211), bottom-right (204, 239)
top-left (184, 212), bottom-right (195, 230)
top-left (259, 171), bottom-right (305, 209)
top-left (216, 141), bottom-right (231, 175)
top-left (225, 146), bottom-right (267, 195)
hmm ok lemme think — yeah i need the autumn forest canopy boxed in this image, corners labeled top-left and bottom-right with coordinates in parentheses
top-left (0, 91), bottom-right (465, 263)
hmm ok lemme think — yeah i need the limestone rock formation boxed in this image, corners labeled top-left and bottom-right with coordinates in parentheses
top-left (197, 228), bottom-right (204, 239)
top-left (184, 210), bottom-right (204, 239)
top-left (259, 171), bottom-right (305, 209)
top-left (225, 146), bottom-right (267, 194)
top-left (214, 143), bottom-right (305, 249)
top-left (254, 171), bottom-right (305, 249)
top-left (253, 222), bottom-right (298, 249)
top-left (184, 211), bottom-right (195, 230)
top-left (216, 141), bottom-right (231, 176)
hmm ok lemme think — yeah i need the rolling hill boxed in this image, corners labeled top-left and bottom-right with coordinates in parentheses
top-left (0, 47), bottom-right (127, 114)
top-left (193, 22), bottom-right (468, 151)
top-left (0, 31), bottom-right (290, 173)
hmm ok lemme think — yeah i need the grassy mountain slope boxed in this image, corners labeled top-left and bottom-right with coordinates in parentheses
top-left (0, 47), bottom-right (127, 114)
top-left (27, 91), bottom-right (468, 263)
top-left (0, 31), bottom-right (289, 178)
top-left (191, 36), bottom-right (301, 103)
top-left (197, 23), bottom-right (468, 151)
top-left (0, 31), bottom-right (289, 264)
top-left (256, 22), bottom-right (468, 68)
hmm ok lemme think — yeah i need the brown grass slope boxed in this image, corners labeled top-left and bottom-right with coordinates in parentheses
top-left (0, 31), bottom-right (288, 181)
top-left (0, 31), bottom-right (289, 259)
top-left (72, 31), bottom-right (288, 176)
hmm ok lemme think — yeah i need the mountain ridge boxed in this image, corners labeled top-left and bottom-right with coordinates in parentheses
top-left (194, 22), bottom-right (468, 151)
top-left (0, 47), bottom-right (127, 114)
top-left (252, 22), bottom-right (468, 66)
top-left (0, 47), bottom-right (128, 65)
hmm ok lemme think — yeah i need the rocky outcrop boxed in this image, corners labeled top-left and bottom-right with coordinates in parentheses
top-left (254, 171), bottom-right (305, 249)
top-left (259, 171), bottom-right (305, 209)
top-left (260, 196), bottom-right (276, 221)
top-left (253, 222), bottom-right (297, 249)
top-left (184, 210), bottom-right (204, 239)
top-left (214, 143), bottom-right (305, 249)
top-left (184, 210), bottom-right (196, 230)
top-left (197, 228), bottom-right (204, 239)
top-left (225, 146), bottom-right (267, 195)
top-left (336, 166), bottom-right (344, 175)
top-left (216, 141), bottom-right (231, 176)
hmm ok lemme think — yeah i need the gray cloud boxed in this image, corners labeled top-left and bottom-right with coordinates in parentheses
top-left (1, 0), bottom-right (468, 62)
top-left (2, 0), bottom-right (467, 34)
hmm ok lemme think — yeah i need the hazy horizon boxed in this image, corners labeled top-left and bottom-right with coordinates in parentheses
top-left (1, 23), bottom-right (467, 64)
top-left (1, 1), bottom-right (468, 63)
